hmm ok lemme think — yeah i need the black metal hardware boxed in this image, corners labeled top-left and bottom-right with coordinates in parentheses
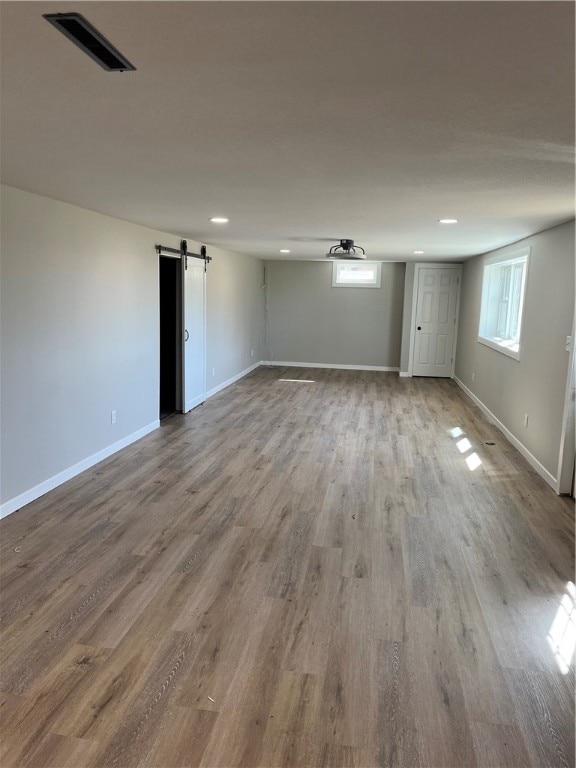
top-left (327, 239), bottom-right (366, 258)
top-left (155, 243), bottom-right (212, 266)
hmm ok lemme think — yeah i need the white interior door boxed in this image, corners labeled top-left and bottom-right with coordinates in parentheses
top-left (412, 266), bottom-right (460, 377)
top-left (181, 258), bottom-right (206, 412)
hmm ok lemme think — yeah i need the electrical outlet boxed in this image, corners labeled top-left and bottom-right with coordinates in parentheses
top-left (566, 336), bottom-right (573, 353)
top-left (472, 372), bottom-right (475, 382)
top-left (524, 413), bottom-right (529, 427)
top-left (212, 368), bottom-right (215, 377)
top-left (251, 348), bottom-right (254, 357)
top-left (111, 410), bottom-right (117, 425)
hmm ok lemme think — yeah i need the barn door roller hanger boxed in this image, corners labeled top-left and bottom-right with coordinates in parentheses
top-left (155, 240), bottom-right (212, 270)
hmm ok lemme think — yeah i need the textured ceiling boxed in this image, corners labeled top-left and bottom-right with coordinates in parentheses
top-left (1, 1), bottom-right (574, 261)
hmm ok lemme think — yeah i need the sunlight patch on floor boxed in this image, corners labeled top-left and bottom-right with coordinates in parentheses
top-left (456, 437), bottom-right (472, 454)
top-left (449, 426), bottom-right (482, 471)
top-left (465, 452), bottom-right (482, 471)
top-left (547, 582), bottom-right (576, 675)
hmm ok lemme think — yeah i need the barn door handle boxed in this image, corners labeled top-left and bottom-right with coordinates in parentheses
top-left (184, 329), bottom-right (189, 341)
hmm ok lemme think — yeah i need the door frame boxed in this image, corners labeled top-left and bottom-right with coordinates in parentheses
top-left (157, 244), bottom-right (207, 416)
top-left (407, 263), bottom-right (462, 378)
top-left (557, 313), bottom-right (575, 494)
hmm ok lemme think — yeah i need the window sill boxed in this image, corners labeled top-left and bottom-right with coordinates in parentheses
top-left (477, 336), bottom-right (521, 361)
top-left (332, 283), bottom-right (381, 288)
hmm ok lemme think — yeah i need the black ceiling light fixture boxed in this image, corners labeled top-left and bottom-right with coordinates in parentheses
top-left (43, 13), bottom-right (136, 72)
top-left (326, 239), bottom-right (367, 260)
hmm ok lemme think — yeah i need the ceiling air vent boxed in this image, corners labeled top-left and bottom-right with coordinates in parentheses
top-left (43, 13), bottom-right (136, 72)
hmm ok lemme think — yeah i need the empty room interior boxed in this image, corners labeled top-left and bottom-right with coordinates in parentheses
top-left (1, 2), bottom-right (575, 767)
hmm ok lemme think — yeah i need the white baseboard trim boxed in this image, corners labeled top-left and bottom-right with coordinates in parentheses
top-left (262, 361), bottom-right (399, 372)
top-left (453, 376), bottom-right (558, 492)
top-left (204, 361), bottom-right (262, 400)
top-left (1, 362), bottom-right (264, 521)
top-left (0, 420), bottom-right (160, 521)
top-left (399, 371), bottom-right (412, 378)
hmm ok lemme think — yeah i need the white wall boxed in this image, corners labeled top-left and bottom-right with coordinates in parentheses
top-left (399, 262), bottom-right (415, 374)
top-left (265, 260), bottom-right (405, 369)
top-left (455, 220), bottom-right (575, 482)
top-left (0, 185), bottom-right (265, 514)
top-left (206, 247), bottom-right (265, 390)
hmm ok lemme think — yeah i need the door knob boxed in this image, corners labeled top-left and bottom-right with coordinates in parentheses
top-left (417, 326), bottom-right (422, 331)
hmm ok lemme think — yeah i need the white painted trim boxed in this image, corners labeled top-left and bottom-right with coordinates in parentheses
top-left (205, 361), bottom-right (262, 399)
top-left (478, 247), bottom-right (531, 363)
top-left (262, 361), bottom-right (399, 372)
top-left (0, 420), bottom-right (160, 520)
top-left (477, 335), bottom-right (521, 361)
top-left (1, 360), bottom-right (263, 521)
top-left (557, 313), bottom-right (575, 494)
top-left (453, 376), bottom-right (558, 492)
top-left (484, 245), bottom-right (531, 267)
top-left (399, 371), bottom-right (412, 378)
top-left (452, 269), bottom-right (462, 377)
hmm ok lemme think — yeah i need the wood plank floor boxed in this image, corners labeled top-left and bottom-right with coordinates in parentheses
top-left (1, 367), bottom-right (574, 768)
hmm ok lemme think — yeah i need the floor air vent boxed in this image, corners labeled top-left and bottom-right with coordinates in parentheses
top-left (43, 13), bottom-right (136, 72)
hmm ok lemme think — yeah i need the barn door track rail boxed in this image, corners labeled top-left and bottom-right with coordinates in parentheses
top-left (156, 240), bottom-right (212, 269)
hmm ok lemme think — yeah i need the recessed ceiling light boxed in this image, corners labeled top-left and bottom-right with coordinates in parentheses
top-left (279, 249), bottom-right (291, 253)
top-left (210, 217), bottom-right (229, 224)
top-left (438, 219), bottom-right (458, 224)
top-left (413, 250), bottom-right (425, 255)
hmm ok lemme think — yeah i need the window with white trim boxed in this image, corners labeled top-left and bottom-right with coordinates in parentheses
top-left (478, 248), bottom-right (529, 360)
top-left (332, 261), bottom-right (381, 288)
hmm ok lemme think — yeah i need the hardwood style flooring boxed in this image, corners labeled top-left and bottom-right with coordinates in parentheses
top-left (1, 367), bottom-right (574, 768)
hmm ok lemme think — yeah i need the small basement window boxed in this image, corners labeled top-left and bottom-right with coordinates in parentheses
top-left (332, 261), bottom-right (382, 288)
top-left (478, 247), bottom-right (529, 360)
